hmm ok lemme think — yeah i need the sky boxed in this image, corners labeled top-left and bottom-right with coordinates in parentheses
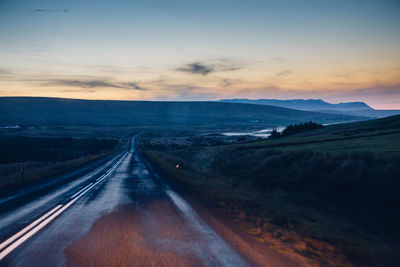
top-left (1, 0), bottom-right (399, 109)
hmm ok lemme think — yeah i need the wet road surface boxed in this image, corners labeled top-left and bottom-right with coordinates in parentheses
top-left (0, 136), bottom-right (251, 266)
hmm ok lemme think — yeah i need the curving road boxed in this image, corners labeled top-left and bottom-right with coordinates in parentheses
top-left (0, 136), bottom-right (250, 266)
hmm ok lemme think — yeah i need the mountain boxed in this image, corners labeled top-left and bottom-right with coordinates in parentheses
top-left (311, 109), bottom-right (400, 118)
top-left (220, 98), bottom-right (400, 118)
top-left (220, 98), bottom-right (372, 111)
top-left (0, 97), bottom-right (365, 127)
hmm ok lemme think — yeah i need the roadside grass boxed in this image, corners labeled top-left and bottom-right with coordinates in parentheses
top-left (0, 131), bottom-right (128, 189)
top-left (140, 115), bottom-right (400, 266)
top-left (238, 114), bottom-right (400, 152)
top-left (249, 132), bottom-right (400, 154)
top-left (0, 154), bottom-right (109, 189)
top-left (144, 150), bottom-right (351, 265)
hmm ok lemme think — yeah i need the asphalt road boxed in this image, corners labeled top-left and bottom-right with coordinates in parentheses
top-left (0, 136), bottom-right (250, 266)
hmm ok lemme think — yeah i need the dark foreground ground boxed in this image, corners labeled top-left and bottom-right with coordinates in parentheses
top-left (1, 115), bottom-right (399, 266)
top-left (141, 115), bottom-right (400, 266)
top-left (0, 136), bottom-right (306, 267)
top-left (0, 126), bottom-right (134, 189)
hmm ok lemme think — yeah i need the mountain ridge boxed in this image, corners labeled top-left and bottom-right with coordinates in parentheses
top-left (220, 98), bottom-right (373, 111)
top-left (0, 97), bottom-right (365, 127)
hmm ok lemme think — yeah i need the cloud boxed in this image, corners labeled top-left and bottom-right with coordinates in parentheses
top-left (276, 70), bottom-right (292, 76)
top-left (177, 62), bottom-right (214, 75)
top-left (153, 84), bottom-right (218, 100)
top-left (60, 89), bottom-right (98, 93)
top-left (0, 69), bottom-right (148, 91)
top-left (40, 78), bottom-right (147, 90)
top-left (29, 9), bottom-right (70, 13)
top-left (220, 78), bottom-right (243, 88)
top-left (0, 68), bottom-right (13, 77)
top-left (215, 59), bottom-right (243, 72)
top-left (120, 82), bottom-right (146, 90)
top-left (176, 59), bottom-right (243, 75)
top-left (269, 57), bottom-right (285, 62)
top-left (50, 79), bottom-right (118, 88)
top-left (221, 78), bottom-right (233, 87)
top-left (333, 84), bottom-right (400, 98)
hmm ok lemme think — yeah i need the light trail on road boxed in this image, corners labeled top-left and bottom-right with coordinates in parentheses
top-left (0, 152), bottom-right (128, 261)
top-left (0, 135), bottom-right (291, 266)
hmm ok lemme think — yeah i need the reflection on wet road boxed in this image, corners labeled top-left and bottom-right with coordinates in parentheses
top-left (0, 136), bottom-right (249, 266)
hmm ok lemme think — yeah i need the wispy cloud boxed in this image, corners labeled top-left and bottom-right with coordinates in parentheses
top-left (333, 84), bottom-right (400, 98)
top-left (49, 79), bottom-right (119, 88)
top-left (153, 84), bottom-right (218, 100)
top-left (60, 88), bottom-right (98, 93)
top-left (176, 59), bottom-right (243, 75)
top-left (0, 68), bottom-right (13, 77)
top-left (220, 78), bottom-right (244, 88)
top-left (269, 57), bottom-right (285, 62)
top-left (276, 70), bottom-right (292, 76)
top-left (43, 79), bottom-right (146, 90)
top-left (221, 78), bottom-right (233, 87)
top-left (121, 82), bottom-right (145, 90)
top-left (0, 69), bottom-right (148, 91)
top-left (29, 9), bottom-right (70, 13)
top-left (177, 62), bottom-right (214, 75)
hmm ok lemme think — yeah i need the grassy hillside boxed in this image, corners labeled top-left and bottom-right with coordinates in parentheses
top-left (0, 125), bottom-right (133, 189)
top-left (313, 108), bottom-right (400, 118)
top-left (141, 115), bottom-right (400, 266)
top-left (0, 97), bottom-right (364, 127)
top-left (238, 114), bottom-right (400, 153)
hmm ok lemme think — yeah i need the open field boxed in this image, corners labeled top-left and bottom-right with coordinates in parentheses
top-left (0, 126), bottom-right (134, 189)
top-left (140, 115), bottom-right (400, 266)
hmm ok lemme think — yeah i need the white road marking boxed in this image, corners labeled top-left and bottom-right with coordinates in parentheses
top-left (0, 152), bottom-right (128, 261)
top-left (0, 205), bottom-right (62, 252)
top-left (166, 189), bottom-right (248, 266)
top-left (0, 199), bottom-right (78, 260)
top-left (70, 183), bottom-right (93, 199)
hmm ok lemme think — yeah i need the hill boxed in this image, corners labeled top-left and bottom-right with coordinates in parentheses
top-left (220, 98), bottom-right (373, 111)
top-left (142, 114), bottom-right (400, 265)
top-left (220, 98), bottom-right (400, 118)
top-left (311, 108), bottom-right (400, 118)
top-left (0, 97), bottom-right (364, 127)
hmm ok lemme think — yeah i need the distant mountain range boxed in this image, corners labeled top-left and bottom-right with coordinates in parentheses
top-left (0, 97), bottom-right (365, 127)
top-left (220, 99), bottom-right (400, 118)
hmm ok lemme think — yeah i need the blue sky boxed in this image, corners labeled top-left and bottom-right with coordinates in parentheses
top-left (1, 0), bottom-right (399, 108)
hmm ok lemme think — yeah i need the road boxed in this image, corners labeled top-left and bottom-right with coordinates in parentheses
top-left (0, 136), bottom-right (251, 266)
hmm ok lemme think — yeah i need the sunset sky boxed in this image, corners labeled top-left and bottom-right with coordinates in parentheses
top-left (1, 0), bottom-right (399, 109)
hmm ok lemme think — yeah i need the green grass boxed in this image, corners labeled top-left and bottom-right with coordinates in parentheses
top-left (0, 126), bottom-right (133, 188)
top-left (234, 114), bottom-right (400, 153)
top-left (260, 132), bottom-right (400, 153)
top-left (141, 115), bottom-right (400, 266)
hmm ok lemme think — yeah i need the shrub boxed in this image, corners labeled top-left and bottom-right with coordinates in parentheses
top-left (269, 121), bottom-right (324, 139)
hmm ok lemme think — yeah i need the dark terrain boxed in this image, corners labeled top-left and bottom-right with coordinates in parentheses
top-left (1, 96), bottom-right (398, 266)
top-left (142, 114), bottom-right (400, 266)
top-left (0, 136), bottom-right (285, 267)
top-left (0, 126), bottom-right (133, 189)
top-left (0, 97), bottom-right (364, 127)
top-left (222, 98), bottom-right (400, 118)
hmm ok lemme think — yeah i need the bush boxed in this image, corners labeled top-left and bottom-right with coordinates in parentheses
top-left (269, 121), bottom-right (324, 139)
